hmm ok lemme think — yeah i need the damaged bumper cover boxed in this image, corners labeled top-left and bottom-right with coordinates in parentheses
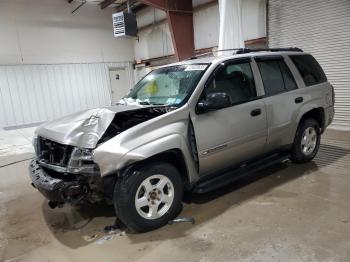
top-left (29, 159), bottom-right (89, 205)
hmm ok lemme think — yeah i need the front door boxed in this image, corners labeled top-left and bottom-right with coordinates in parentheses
top-left (109, 68), bottom-right (129, 104)
top-left (191, 60), bottom-right (268, 176)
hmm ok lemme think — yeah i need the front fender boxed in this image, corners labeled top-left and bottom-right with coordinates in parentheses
top-left (94, 133), bottom-right (199, 183)
top-left (121, 133), bottom-right (198, 182)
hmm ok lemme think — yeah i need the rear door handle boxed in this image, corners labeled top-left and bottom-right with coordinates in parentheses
top-left (250, 108), bottom-right (261, 117)
top-left (295, 97), bottom-right (303, 104)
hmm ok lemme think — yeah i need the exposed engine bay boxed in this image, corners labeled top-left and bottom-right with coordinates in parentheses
top-left (99, 106), bottom-right (174, 144)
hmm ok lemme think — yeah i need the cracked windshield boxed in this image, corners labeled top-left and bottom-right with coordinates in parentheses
top-left (121, 64), bottom-right (208, 106)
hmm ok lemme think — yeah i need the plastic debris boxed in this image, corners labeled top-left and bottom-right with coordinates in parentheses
top-left (95, 235), bottom-right (114, 245)
top-left (83, 234), bottom-right (98, 242)
top-left (168, 217), bottom-right (195, 225)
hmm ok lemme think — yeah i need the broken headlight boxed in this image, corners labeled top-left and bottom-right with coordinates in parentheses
top-left (67, 148), bottom-right (94, 173)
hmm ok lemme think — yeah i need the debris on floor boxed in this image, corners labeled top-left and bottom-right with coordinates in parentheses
top-left (103, 218), bottom-right (126, 235)
top-left (82, 234), bottom-right (98, 242)
top-left (104, 224), bottom-right (123, 235)
top-left (168, 217), bottom-right (195, 225)
top-left (95, 235), bottom-right (114, 245)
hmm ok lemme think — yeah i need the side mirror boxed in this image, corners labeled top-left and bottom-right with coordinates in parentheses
top-left (196, 92), bottom-right (231, 114)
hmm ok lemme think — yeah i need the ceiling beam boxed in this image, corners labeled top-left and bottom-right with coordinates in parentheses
top-left (100, 0), bottom-right (116, 9)
top-left (114, 0), bottom-right (139, 12)
top-left (139, 0), bottom-right (167, 10)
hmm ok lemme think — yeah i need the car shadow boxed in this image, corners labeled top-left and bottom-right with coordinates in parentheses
top-left (41, 143), bottom-right (350, 248)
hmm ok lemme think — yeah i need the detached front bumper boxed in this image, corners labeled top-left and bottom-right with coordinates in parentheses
top-left (29, 160), bottom-right (89, 206)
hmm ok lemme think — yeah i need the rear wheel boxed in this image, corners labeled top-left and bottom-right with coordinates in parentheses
top-left (113, 162), bottom-right (183, 232)
top-left (291, 118), bottom-right (321, 163)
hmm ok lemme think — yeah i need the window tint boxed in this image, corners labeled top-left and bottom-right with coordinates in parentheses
top-left (280, 61), bottom-right (298, 91)
top-left (257, 59), bottom-right (297, 95)
top-left (290, 54), bottom-right (327, 86)
top-left (205, 62), bottom-right (257, 105)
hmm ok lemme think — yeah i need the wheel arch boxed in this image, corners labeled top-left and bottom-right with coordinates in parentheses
top-left (128, 149), bottom-right (191, 190)
top-left (298, 107), bottom-right (325, 133)
top-left (102, 147), bottom-right (193, 199)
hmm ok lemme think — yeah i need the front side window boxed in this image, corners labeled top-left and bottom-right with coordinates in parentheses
top-left (257, 59), bottom-right (297, 96)
top-left (204, 62), bottom-right (257, 105)
top-left (123, 64), bottom-right (208, 106)
top-left (290, 54), bottom-right (327, 86)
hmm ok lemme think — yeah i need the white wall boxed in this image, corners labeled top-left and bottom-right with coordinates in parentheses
top-left (194, 4), bottom-right (220, 50)
top-left (134, 0), bottom-right (267, 60)
top-left (134, 22), bottom-right (174, 61)
top-left (0, 0), bottom-right (134, 65)
top-left (242, 0), bottom-right (266, 40)
top-left (136, 7), bottom-right (167, 28)
top-left (0, 0), bottom-right (136, 127)
top-left (0, 62), bottom-right (134, 127)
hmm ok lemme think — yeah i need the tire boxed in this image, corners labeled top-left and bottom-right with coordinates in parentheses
top-left (113, 162), bottom-right (183, 232)
top-left (290, 118), bottom-right (321, 163)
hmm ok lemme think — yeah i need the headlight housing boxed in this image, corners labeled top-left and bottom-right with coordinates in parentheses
top-left (70, 148), bottom-right (94, 161)
top-left (67, 148), bottom-right (95, 173)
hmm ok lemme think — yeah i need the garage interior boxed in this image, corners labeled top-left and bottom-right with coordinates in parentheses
top-left (1, 0), bottom-right (350, 261)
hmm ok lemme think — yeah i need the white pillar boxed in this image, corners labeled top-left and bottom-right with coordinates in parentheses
top-left (218, 0), bottom-right (245, 53)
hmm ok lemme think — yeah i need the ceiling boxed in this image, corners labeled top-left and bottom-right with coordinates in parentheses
top-left (69, 0), bottom-right (145, 11)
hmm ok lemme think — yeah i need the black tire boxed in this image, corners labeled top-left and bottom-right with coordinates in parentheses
top-left (113, 162), bottom-right (183, 232)
top-left (290, 118), bottom-right (321, 163)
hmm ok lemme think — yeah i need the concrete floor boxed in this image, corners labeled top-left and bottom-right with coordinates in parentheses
top-left (1, 127), bottom-right (350, 262)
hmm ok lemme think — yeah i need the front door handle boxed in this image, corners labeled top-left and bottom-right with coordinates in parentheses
top-left (250, 108), bottom-right (261, 117)
top-left (295, 97), bottom-right (303, 104)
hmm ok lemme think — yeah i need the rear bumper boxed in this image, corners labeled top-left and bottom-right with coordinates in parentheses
top-left (324, 106), bottom-right (335, 128)
top-left (29, 160), bottom-right (88, 204)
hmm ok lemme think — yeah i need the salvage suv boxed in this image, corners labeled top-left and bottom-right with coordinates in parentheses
top-left (29, 48), bottom-right (335, 232)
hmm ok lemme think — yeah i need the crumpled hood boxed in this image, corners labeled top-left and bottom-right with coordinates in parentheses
top-left (36, 105), bottom-right (143, 149)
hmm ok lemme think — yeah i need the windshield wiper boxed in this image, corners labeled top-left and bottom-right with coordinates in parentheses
top-left (139, 101), bottom-right (151, 105)
top-left (139, 101), bottom-right (165, 106)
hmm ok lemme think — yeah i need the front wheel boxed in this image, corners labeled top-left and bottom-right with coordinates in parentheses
top-left (113, 162), bottom-right (183, 232)
top-left (290, 118), bottom-right (321, 163)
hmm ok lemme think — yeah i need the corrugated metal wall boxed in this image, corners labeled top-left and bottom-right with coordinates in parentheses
top-left (0, 62), bottom-right (134, 128)
top-left (269, 0), bottom-right (350, 129)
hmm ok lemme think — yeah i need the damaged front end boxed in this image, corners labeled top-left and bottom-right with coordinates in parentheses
top-left (29, 137), bottom-right (103, 208)
top-left (29, 105), bottom-right (173, 208)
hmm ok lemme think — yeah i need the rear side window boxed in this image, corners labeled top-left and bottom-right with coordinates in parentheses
top-left (290, 54), bottom-right (327, 86)
top-left (257, 59), bottom-right (297, 96)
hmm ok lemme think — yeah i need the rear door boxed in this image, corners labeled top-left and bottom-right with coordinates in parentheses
top-left (255, 55), bottom-right (303, 152)
top-left (191, 59), bottom-right (268, 176)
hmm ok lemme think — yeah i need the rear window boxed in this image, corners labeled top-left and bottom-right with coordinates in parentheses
top-left (289, 54), bottom-right (327, 86)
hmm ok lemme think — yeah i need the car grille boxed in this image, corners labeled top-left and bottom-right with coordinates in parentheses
top-left (36, 137), bottom-right (74, 167)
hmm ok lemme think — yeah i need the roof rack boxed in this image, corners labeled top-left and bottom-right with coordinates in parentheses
top-left (188, 48), bottom-right (244, 60)
top-left (236, 47), bottom-right (303, 54)
top-left (188, 47), bottom-right (303, 60)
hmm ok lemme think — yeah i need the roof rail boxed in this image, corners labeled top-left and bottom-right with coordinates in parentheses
top-left (188, 48), bottom-right (244, 60)
top-left (188, 47), bottom-right (303, 60)
top-left (236, 47), bottom-right (303, 54)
